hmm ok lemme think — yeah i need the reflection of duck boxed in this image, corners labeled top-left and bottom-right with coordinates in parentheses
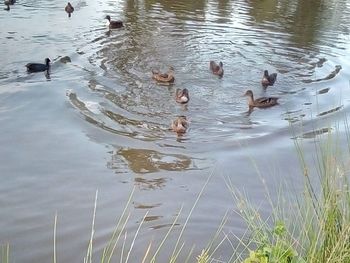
top-left (175, 88), bottom-right (189, 104)
top-left (244, 90), bottom-right (279, 108)
top-left (26, 58), bottom-right (51, 73)
top-left (261, 70), bottom-right (277, 87)
top-left (65, 2), bottom-right (74, 17)
top-left (171, 116), bottom-right (188, 134)
top-left (152, 67), bottom-right (175, 85)
top-left (210, 61), bottom-right (224, 77)
top-left (105, 15), bottom-right (123, 29)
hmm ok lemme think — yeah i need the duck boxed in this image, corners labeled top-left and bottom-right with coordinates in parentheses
top-left (105, 15), bottom-right (123, 29)
top-left (171, 116), bottom-right (188, 134)
top-left (65, 2), bottom-right (74, 17)
top-left (152, 67), bottom-right (175, 85)
top-left (4, 0), bottom-right (16, 5)
top-left (210, 61), bottom-right (224, 77)
top-left (261, 70), bottom-right (277, 87)
top-left (26, 58), bottom-right (51, 73)
top-left (4, 0), bottom-right (15, 10)
top-left (243, 90), bottom-right (279, 109)
top-left (175, 88), bottom-right (189, 104)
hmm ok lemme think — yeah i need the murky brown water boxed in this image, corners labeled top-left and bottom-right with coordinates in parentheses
top-left (1, 0), bottom-right (350, 262)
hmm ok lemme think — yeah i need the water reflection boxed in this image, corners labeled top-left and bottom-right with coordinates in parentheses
top-left (134, 177), bottom-right (166, 190)
top-left (248, 0), bottom-right (335, 47)
top-left (109, 148), bottom-right (192, 174)
top-left (142, 0), bottom-right (207, 19)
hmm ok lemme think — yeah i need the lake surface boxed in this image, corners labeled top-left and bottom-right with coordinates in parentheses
top-left (1, 0), bottom-right (350, 262)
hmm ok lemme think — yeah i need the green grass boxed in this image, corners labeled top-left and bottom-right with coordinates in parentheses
top-left (0, 244), bottom-right (9, 263)
top-left (227, 128), bottom-right (350, 263)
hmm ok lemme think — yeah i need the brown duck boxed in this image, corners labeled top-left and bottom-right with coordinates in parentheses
top-left (171, 116), bottom-right (188, 134)
top-left (244, 90), bottom-right (279, 109)
top-left (65, 2), bottom-right (74, 17)
top-left (261, 70), bottom-right (277, 87)
top-left (210, 61), bottom-right (224, 77)
top-left (152, 67), bottom-right (175, 85)
top-left (105, 15), bottom-right (123, 29)
top-left (175, 88), bottom-right (189, 104)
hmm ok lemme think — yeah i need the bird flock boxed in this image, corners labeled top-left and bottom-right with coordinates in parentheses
top-left (152, 62), bottom-right (278, 136)
top-left (7, 1), bottom-right (279, 137)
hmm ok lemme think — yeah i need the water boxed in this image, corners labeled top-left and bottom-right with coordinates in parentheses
top-left (1, 0), bottom-right (350, 261)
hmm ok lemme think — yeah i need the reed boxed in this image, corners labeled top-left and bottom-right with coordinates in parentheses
top-left (0, 244), bottom-right (9, 263)
top-left (227, 127), bottom-right (350, 263)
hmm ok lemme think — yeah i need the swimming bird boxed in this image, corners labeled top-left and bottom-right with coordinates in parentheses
top-left (65, 2), bottom-right (74, 17)
top-left (210, 61), bottom-right (224, 77)
top-left (175, 88), bottom-right (189, 104)
top-left (152, 67), bottom-right (175, 85)
top-left (171, 116), bottom-right (188, 134)
top-left (105, 15), bottom-right (123, 29)
top-left (243, 90), bottom-right (279, 109)
top-left (4, 0), bottom-right (15, 10)
top-left (261, 70), bottom-right (277, 87)
top-left (4, 0), bottom-right (16, 5)
top-left (26, 58), bottom-right (51, 73)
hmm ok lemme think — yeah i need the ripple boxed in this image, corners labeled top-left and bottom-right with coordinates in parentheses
top-left (293, 127), bottom-right (332, 139)
top-left (317, 105), bottom-right (343, 117)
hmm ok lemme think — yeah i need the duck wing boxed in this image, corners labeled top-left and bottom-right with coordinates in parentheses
top-left (255, 97), bottom-right (279, 107)
top-left (26, 63), bottom-right (48, 72)
top-left (110, 20), bottom-right (123, 28)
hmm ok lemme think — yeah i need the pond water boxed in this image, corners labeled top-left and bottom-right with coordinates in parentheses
top-left (1, 0), bottom-right (350, 262)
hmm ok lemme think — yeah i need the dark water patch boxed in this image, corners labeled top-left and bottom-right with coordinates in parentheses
top-left (303, 65), bottom-right (342, 83)
top-left (283, 109), bottom-right (305, 124)
top-left (134, 203), bottom-right (162, 209)
top-left (114, 148), bottom-right (194, 174)
top-left (293, 127), bottom-right (331, 139)
top-left (317, 87), bottom-right (330, 94)
top-left (143, 215), bottom-right (163, 222)
top-left (317, 105), bottom-right (343, 117)
top-left (150, 223), bottom-right (180, 230)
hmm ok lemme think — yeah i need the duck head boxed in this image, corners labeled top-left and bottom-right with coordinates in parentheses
top-left (176, 88), bottom-right (189, 103)
top-left (243, 90), bottom-right (255, 106)
top-left (243, 90), bottom-right (253, 98)
top-left (105, 15), bottom-right (111, 21)
top-left (210, 61), bottom-right (223, 76)
top-left (45, 58), bottom-right (51, 66)
top-left (172, 116), bottom-right (188, 134)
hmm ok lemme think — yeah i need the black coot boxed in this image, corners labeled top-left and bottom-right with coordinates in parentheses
top-left (26, 58), bottom-right (51, 73)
